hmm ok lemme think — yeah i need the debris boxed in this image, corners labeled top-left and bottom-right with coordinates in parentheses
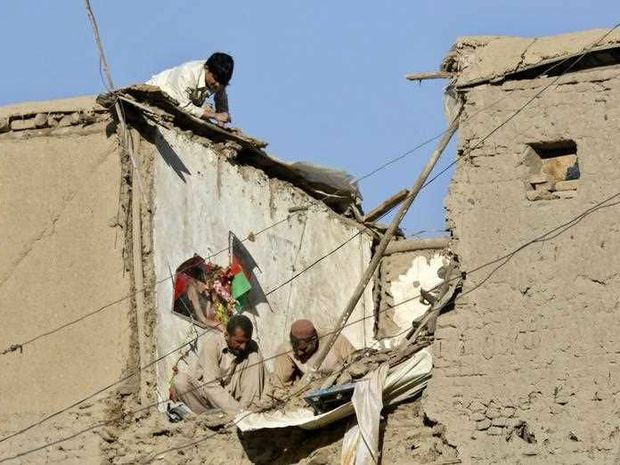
top-left (347, 361), bottom-right (371, 379)
top-left (196, 411), bottom-right (231, 430)
top-left (507, 420), bottom-right (537, 444)
top-left (34, 113), bottom-right (48, 128)
top-left (100, 427), bottom-right (118, 443)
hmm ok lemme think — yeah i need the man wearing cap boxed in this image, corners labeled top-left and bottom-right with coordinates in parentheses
top-left (273, 319), bottom-right (355, 387)
top-left (147, 52), bottom-right (234, 126)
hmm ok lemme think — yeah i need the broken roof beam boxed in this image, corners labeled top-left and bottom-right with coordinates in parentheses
top-left (384, 237), bottom-right (449, 255)
top-left (405, 71), bottom-right (453, 81)
top-left (363, 189), bottom-right (409, 222)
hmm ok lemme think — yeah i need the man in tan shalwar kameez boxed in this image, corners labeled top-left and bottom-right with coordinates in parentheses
top-left (273, 319), bottom-right (355, 387)
top-left (172, 314), bottom-right (265, 415)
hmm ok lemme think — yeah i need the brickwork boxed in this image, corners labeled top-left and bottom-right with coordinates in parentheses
top-left (424, 66), bottom-right (620, 463)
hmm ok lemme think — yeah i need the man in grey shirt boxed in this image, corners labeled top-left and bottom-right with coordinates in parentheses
top-left (147, 52), bottom-right (233, 126)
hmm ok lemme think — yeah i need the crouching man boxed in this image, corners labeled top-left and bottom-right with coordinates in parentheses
top-left (146, 52), bottom-right (234, 126)
top-left (273, 319), bottom-right (355, 387)
top-left (172, 314), bottom-right (265, 416)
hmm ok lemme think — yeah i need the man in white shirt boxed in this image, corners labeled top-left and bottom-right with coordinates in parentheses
top-left (147, 52), bottom-right (234, 126)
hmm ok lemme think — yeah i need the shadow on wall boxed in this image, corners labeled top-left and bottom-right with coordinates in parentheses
top-left (156, 129), bottom-right (191, 182)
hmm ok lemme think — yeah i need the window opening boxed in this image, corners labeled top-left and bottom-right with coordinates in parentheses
top-left (524, 140), bottom-right (579, 201)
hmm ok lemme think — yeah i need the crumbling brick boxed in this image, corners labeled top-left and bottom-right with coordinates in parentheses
top-left (58, 115), bottom-right (73, 127)
top-left (48, 115), bottom-right (60, 127)
top-left (10, 118), bottom-right (37, 131)
top-left (487, 426), bottom-right (504, 436)
top-left (0, 117), bottom-right (9, 133)
top-left (34, 113), bottom-right (48, 128)
top-left (475, 418), bottom-right (491, 430)
top-left (485, 407), bottom-right (501, 419)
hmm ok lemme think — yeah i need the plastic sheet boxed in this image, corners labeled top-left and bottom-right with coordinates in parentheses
top-left (236, 348), bottom-right (432, 432)
top-left (341, 363), bottom-right (389, 465)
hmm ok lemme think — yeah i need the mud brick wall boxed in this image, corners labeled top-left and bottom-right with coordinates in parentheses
top-left (423, 66), bottom-right (620, 463)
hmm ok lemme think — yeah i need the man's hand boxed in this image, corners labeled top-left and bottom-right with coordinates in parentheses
top-left (213, 112), bottom-right (229, 123)
top-left (201, 109), bottom-right (230, 128)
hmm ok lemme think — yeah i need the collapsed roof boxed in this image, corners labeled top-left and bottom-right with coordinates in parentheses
top-left (101, 85), bottom-right (362, 214)
top-left (0, 89), bottom-right (362, 215)
top-left (442, 28), bottom-right (620, 88)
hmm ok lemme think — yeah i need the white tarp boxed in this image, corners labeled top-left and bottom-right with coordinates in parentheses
top-left (341, 362), bottom-right (390, 465)
top-left (236, 348), bottom-right (432, 432)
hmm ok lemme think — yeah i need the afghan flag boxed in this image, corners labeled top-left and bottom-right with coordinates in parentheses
top-left (229, 232), bottom-right (260, 311)
top-left (230, 257), bottom-right (251, 311)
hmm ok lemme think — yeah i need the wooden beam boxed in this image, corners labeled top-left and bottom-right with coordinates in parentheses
top-left (310, 104), bottom-right (463, 375)
top-left (405, 71), bottom-right (453, 81)
top-left (363, 189), bottom-right (409, 222)
top-left (384, 237), bottom-right (449, 255)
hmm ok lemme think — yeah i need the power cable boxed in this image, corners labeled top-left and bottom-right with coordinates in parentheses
top-left (4, 22), bottom-right (615, 358)
top-left (2, 22), bottom-right (617, 448)
top-left (2, 188), bottom-right (618, 463)
top-left (3, 22), bottom-right (619, 464)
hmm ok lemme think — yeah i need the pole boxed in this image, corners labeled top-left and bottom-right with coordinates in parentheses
top-left (83, 0), bottom-right (148, 206)
top-left (311, 106), bottom-right (463, 373)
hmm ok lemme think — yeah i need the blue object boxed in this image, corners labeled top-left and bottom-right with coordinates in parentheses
top-left (304, 383), bottom-right (356, 414)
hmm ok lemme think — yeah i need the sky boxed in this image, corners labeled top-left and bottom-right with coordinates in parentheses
top-left (0, 1), bottom-right (616, 236)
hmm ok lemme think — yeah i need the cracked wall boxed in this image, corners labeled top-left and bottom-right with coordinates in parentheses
top-left (0, 101), bottom-right (133, 462)
top-left (424, 65), bottom-right (620, 463)
top-left (148, 126), bottom-right (375, 400)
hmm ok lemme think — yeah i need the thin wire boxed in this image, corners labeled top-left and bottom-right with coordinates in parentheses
top-left (0, 213), bottom-right (299, 356)
top-left (2, 23), bottom-right (618, 447)
top-left (0, 215), bottom-right (365, 444)
top-left (2, 24), bottom-right (619, 462)
top-left (147, 192), bottom-right (620, 463)
top-left (2, 188), bottom-right (619, 463)
top-left (3, 23), bottom-right (616, 359)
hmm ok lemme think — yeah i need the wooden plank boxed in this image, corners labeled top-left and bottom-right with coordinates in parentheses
top-left (363, 189), bottom-right (409, 222)
top-left (384, 238), bottom-right (449, 255)
top-left (310, 104), bottom-right (463, 374)
top-left (405, 71), bottom-right (453, 81)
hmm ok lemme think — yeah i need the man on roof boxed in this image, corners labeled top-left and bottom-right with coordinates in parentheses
top-left (172, 314), bottom-right (265, 416)
top-left (147, 52), bottom-right (234, 126)
top-left (273, 319), bottom-right (355, 387)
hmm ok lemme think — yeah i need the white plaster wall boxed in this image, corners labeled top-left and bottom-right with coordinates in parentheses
top-left (388, 253), bottom-right (446, 332)
top-left (151, 128), bottom-right (374, 398)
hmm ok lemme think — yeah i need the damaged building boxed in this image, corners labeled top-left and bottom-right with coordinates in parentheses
top-left (1, 27), bottom-right (619, 464)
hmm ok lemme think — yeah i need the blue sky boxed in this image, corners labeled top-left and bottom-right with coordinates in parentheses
top-left (0, 1), bottom-right (615, 236)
